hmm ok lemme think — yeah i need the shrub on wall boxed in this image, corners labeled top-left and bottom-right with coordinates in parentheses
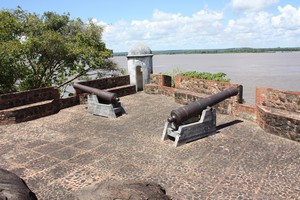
top-left (179, 71), bottom-right (230, 82)
top-left (163, 68), bottom-right (231, 87)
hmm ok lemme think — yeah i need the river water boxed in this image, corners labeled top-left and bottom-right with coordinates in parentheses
top-left (112, 52), bottom-right (300, 105)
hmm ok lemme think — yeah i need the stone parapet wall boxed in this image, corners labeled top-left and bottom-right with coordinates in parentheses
top-left (76, 75), bottom-right (131, 91)
top-left (59, 96), bottom-right (80, 110)
top-left (106, 85), bottom-right (136, 97)
top-left (256, 88), bottom-right (300, 113)
top-left (0, 87), bottom-right (81, 125)
top-left (256, 88), bottom-right (300, 142)
top-left (144, 84), bottom-right (175, 97)
top-left (145, 74), bottom-right (242, 115)
top-left (257, 106), bottom-right (300, 141)
top-left (150, 74), bottom-right (172, 87)
top-left (0, 87), bottom-right (59, 110)
top-left (175, 76), bottom-right (243, 103)
top-left (174, 89), bottom-right (236, 115)
top-left (174, 89), bottom-right (207, 104)
top-left (232, 104), bottom-right (256, 122)
top-left (0, 100), bottom-right (60, 125)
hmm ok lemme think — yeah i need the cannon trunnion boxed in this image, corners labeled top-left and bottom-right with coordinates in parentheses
top-left (162, 87), bottom-right (239, 147)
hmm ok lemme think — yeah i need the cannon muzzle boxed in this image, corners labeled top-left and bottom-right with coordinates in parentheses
top-left (74, 83), bottom-right (119, 104)
top-left (168, 87), bottom-right (238, 125)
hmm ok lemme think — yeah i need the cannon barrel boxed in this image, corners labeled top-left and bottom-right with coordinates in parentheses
top-left (168, 87), bottom-right (238, 125)
top-left (74, 83), bottom-right (119, 104)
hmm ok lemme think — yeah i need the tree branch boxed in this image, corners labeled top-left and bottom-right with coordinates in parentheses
top-left (57, 71), bottom-right (85, 88)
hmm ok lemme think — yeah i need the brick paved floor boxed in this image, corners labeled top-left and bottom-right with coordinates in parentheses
top-left (0, 92), bottom-right (299, 199)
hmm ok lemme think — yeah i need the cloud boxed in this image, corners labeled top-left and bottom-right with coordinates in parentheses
top-left (224, 12), bottom-right (275, 46)
top-left (272, 5), bottom-right (300, 29)
top-left (92, 4), bottom-right (300, 52)
top-left (224, 4), bottom-right (300, 47)
top-left (231, 0), bottom-right (279, 12)
top-left (100, 9), bottom-right (224, 51)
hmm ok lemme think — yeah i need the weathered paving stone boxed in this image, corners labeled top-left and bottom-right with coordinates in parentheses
top-left (25, 172), bottom-right (56, 192)
top-left (93, 144), bottom-right (118, 158)
top-left (1, 92), bottom-right (300, 199)
top-left (90, 155), bottom-right (125, 174)
top-left (50, 146), bottom-right (81, 160)
top-left (221, 170), bottom-right (262, 193)
top-left (23, 139), bottom-right (50, 149)
top-left (36, 129), bottom-right (68, 142)
top-left (0, 142), bottom-right (15, 156)
top-left (72, 138), bottom-right (103, 150)
top-left (258, 178), bottom-right (300, 200)
top-left (33, 142), bottom-right (65, 154)
top-left (56, 136), bottom-right (84, 146)
top-left (7, 150), bottom-right (43, 165)
top-left (129, 151), bottom-right (163, 169)
top-left (159, 159), bottom-right (193, 176)
top-left (35, 183), bottom-right (75, 200)
top-left (170, 178), bottom-right (214, 200)
top-left (1, 146), bottom-right (42, 166)
top-left (208, 186), bottom-right (254, 200)
top-left (111, 164), bottom-right (146, 180)
top-left (67, 151), bottom-right (98, 165)
top-left (43, 161), bottom-right (81, 179)
top-left (24, 155), bottom-right (61, 172)
top-left (190, 164), bottom-right (224, 186)
top-left (62, 165), bottom-right (108, 191)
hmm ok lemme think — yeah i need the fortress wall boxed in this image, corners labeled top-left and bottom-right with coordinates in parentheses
top-left (145, 74), bottom-right (243, 115)
top-left (256, 88), bottom-right (300, 113)
top-left (256, 88), bottom-right (300, 142)
top-left (76, 75), bottom-right (131, 91)
top-left (0, 87), bottom-right (59, 110)
top-left (145, 74), bottom-right (299, 142)
top-left (0, 87), bottom-right (61, 125)
top-left (0, 76), bottom-right (135, 124)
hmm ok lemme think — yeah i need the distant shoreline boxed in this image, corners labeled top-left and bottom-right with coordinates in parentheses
top-left (113, 47), bottom-right (300, 56)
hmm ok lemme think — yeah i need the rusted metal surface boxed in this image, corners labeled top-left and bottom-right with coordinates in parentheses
top-left (74, 83), bottom-right (119, 104)
top-left (168, 87), bottom-right (238, 125)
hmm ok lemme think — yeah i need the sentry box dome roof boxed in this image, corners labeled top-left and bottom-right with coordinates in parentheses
top-left (128, 44), bottom-right (152, 56)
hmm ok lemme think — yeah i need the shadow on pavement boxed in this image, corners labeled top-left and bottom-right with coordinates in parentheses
top-left (216, 119), bottom-right (243, 132)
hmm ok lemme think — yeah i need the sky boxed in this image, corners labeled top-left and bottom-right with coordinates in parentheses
top-left (1, 0), bottom-right (300, 52)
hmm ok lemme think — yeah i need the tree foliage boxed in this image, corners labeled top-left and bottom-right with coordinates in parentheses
top-left (0, 9), bottom-right (24, 93)
top-left (0, 7), bottom-right (117, 94)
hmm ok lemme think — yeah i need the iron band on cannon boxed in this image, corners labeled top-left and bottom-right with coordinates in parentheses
top-left (162, 87), bottom-right (239, 147)
top-left (74, 83), bottom-right (124, 118)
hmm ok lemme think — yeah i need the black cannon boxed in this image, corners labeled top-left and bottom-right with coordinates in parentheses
top-left (168, 87), bottom-right (238, 126)
top-left (74, 83), bottom-right (124, 118)
top-left (162, 87), bottom-right (239, 147)
top-left (74, 83), bottom-right (119, 104)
